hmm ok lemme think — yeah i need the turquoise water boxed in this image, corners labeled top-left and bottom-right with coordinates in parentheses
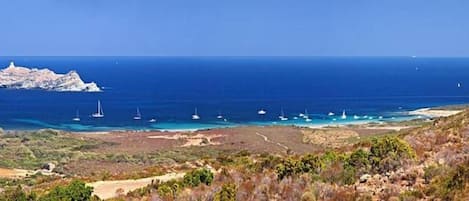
top-left (0, 56), bottom-right (468, 131)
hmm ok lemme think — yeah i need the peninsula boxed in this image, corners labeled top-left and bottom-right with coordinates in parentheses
top-left (0, 62), bottom-right (101, 92)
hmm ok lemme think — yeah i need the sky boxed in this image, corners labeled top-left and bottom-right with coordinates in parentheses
top-left (1, 0), bottom-right (469, 56)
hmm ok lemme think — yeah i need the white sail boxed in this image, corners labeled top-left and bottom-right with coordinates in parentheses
top-left (133, 107), bottom-right (142, 120)
top-left (192, 107), bottom-right (200, 120)
top-left (341, 110), bottom-right (347, 119)
top-left (72, 109), bottom-right (80, 121)
top-left (92, 100), bottom-right (104, 118)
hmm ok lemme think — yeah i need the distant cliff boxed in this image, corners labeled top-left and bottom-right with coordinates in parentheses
top-left (0, 62), bottom-right (101, 92)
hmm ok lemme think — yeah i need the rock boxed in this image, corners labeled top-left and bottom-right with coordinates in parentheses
top-left (0, 62), bottom-right (101, 92)
top-left (360, 174), bottom-right (371, 183)
top-left (42, 162), bottom-right (56, 172)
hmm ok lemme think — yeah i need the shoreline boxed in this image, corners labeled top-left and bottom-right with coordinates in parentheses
top-left (2, 105), bottom-right (466, 134)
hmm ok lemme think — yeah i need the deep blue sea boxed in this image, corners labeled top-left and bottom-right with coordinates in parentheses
top-left (1, 56), bottom-right (469, 131)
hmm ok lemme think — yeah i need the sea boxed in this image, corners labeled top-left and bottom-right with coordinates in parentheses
top-left (0, 56), bottom-right (469, 132)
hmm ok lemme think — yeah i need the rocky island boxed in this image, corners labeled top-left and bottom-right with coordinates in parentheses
top-left (0, 62), bottom-right (101, 92)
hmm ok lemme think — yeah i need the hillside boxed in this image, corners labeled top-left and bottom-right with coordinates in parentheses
top-left (0, 110), bottom-right (467, 200)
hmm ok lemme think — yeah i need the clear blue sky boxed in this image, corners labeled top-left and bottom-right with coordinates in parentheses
top-left (1, 0), bottom-right (469, 56)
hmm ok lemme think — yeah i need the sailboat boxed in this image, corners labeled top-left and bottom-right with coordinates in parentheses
top-left (257, 109), bottom-right (267, 115)
top-left (192, 108), bottom-right (200, 120)
top-left (303, 109), bottom-right (309, 119)
top-left (92, 100), bottom-right (104, 118)
top-left (341, 110), bottom-right (347, 119)
top-left (133, 108), bottom-right (142, 120)
top-left (278, 109), bottom-right (288, 121)
top-left (216, 111), bottom-right (224, 119)
top-left (72, 110), bottom-right (80, 122)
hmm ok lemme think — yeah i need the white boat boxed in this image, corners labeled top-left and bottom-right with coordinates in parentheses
top-left (303, 109), bottom-right (309, 119)
top-left (278, 109), bottom-right (288, 121)
top-left (305, 118), bottom-right (312, 122)
top-left (217, 111), bottom-right (224, 119)
top-left (328, 112), bottom-right (335, 116)
top-left (92, 100), bottom-right (104, 118)
top-left (72, 110), bottom-right (80, 122)
top-left (458, 83), bottom-right (461, 88)
top-left (378, 116), bottom-right (383, 119)
top-left (341, 110), bottom-right (347, 119)
top-left (133, 107), bottom-right (142, 120)
top-left (257, 109), bottom-right (267, 115)
top-left (299, 113), bottom-right (305, 118)
top-left (353, 115), bottom-right (359, 119)
top-left (293, 116), bottom-right (299, 120)
top-left (192, 108), bottom-right (201, 120)
top-left (148, 118), bottom-right (157, 123)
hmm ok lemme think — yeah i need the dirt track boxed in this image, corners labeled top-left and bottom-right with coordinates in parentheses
top-left (0, 168), bottom-right (31, 178)
top-left (88, 172), bottom-right (185, 200)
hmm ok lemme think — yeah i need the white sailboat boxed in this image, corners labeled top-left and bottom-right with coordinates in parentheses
top-left (217, 111), bottom-right (224, 119)
top-left (341, 110), bottom-right (347, 119)
top-left (278, 109), bottom-right (288, 121)
top-left (72, 110), bottom-right (80, 122)
top-left (133, 107), bottom-right (142, 120)
top-left (192, 108), bottom-right (200, 120)
top-left (303, 109), bottom-right (309, 119)
top-left (92, 100), bottom-right (104, 118)
top-left (257, 109), bottom-right (267, 115)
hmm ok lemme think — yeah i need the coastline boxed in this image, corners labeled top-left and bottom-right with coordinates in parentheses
top-left (2, 105), bottom-right (466, 134)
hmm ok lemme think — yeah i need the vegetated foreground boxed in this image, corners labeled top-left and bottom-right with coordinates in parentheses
top-left (0, 111), bottom-right (468, 200)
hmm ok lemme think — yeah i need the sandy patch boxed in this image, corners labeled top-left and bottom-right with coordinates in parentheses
top-left (0, 168), bottom-right (32, 178)
top-left (88, 172), bottom-right (185, 200)
top-left (409, 108), bottom-right (462, 118)
top-left (147, 133), bottom-right (223, 147)
top-left (302, 129), bottom-right (359, 148)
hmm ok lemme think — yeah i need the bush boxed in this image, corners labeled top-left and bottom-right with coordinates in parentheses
top-left (214, 183), bottom-right (237, 201)
top-left (369, 136), bottom-right (415, 173)
top-left (275, 158), bottom-right (299, 180)
top-left (183, 168), bottom-right (214, 187)
top-left (39, 180), bottom-right (94, 201)
top-left (426, 160), bottom-right (469, 200)
top-left (299, 154), bottom-right (323, 174)
top-left (346, 149), bottom-right (370, 174)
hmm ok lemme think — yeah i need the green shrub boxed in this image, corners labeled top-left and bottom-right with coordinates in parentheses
top-left (39, 180), bottom-right (93, 201)
top-left (183, 168), bottom-right (214, 187)
top-left (369, 136), bottom-right (415, 173)
top-left (426, 160), bottom-right (469, 200)
top-left (214, 183), bottom-right (237, 201)
top-left (299, 154), bottom-right (323, 174)
top-left (275, 158), bottom-right (299, 180)
top-left (157, 184), bottom-right (173, 199)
